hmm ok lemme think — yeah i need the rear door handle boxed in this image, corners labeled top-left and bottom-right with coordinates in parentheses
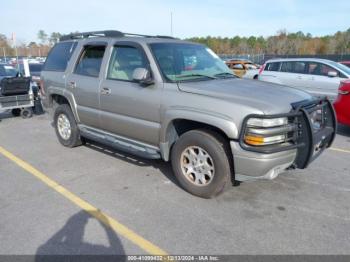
top-left (101, 87), bottom-right (111, 95)
top-left (68, 81), bottom-right (76, 88)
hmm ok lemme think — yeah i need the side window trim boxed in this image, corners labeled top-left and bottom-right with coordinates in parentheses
top-left (73, 43), bottom-right (107, 78)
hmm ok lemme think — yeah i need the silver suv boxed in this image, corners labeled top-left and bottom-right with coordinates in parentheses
top-left (41, 31), bottom-right (336, 198)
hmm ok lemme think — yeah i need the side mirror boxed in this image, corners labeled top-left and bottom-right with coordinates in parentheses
top-left (132, 68), bottom-right (154, 85)
top-left (328, 71), bottom-right (338, 77)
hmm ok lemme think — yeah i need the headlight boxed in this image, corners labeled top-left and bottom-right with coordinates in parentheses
top-left (244, 117), bottom-right (291, 146)
top-left (309, 109), bottom-right (323, 130)
top-left (247, 117), bottom-right (288, 127)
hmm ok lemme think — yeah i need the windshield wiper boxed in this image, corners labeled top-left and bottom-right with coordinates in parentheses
top-left (214, 72), bottom-right (237, 78)
top-left (175, 73), bottom-right (217, 80)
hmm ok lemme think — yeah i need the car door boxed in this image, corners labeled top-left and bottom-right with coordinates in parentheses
top-left (305, 62), bottom-right (343, 99)
top-left (99, 42), bottom-right (161, 146)
top-left (65, 43), bottom-right (107, 128)
top-left (278, 61), bottom-right (309, 89)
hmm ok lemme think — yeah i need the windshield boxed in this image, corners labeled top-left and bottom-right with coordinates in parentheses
top-left (328, 61), bottom-right (350, 76)
top-left (0, 65), bottom-right (17, 77)
top-left (150, 43), bottom-right (234, 82)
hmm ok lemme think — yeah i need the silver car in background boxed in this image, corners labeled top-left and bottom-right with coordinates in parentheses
top-left (258, 58), bottom-right (350, 99)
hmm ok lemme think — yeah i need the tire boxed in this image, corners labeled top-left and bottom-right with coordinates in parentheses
top-left (171, 129), bottom-right (232, 198)
top-left (21, 108), bottom-right (33, 118)
top-left (54, 104), bottom-right (82, 147)
top-left (12, 108), bottom-right (21, 117)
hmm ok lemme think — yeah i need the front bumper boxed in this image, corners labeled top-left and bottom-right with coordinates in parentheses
top-left (232, 97), bottom-right (336, 181)
top-left (231, 141), bottom-right (297, 181)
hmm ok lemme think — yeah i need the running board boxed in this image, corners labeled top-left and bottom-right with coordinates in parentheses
top-left (79, 125), bottom-right (161, 159)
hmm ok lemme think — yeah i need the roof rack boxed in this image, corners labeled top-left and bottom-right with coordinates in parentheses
top-left (59, 30), bottom-right (124, 41)
top-left (123, 33), bottom-right (176, 39)
top-left (59, 30), bottom-right (176, 41)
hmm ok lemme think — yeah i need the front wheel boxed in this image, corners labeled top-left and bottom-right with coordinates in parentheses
top-left (171, 129), bottom-right (232, 198)
top-left (54, 104), bottom-right (82, 147)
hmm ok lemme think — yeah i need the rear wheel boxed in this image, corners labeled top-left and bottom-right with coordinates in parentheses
top-left (54, 104), bottom-right (82, 147)
top-left (171, 129), bottom-right (232, 198)
top-left (11, 108), bottom-right (21, 117)
top-left (21, 108), bottom-right (33, 118)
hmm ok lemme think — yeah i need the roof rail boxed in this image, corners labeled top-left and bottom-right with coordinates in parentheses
top-left (59, 30), bottom-right (176, 41)
top-left (59, 30), bottom-right (124, 41)
top-left (123, 33), bottom-right (176, 39)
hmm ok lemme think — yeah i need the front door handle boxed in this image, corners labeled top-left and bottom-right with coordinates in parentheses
top-left (68, 81), bottom-right (76, 88)
top-left (101, 87), bottom-right (111, 95)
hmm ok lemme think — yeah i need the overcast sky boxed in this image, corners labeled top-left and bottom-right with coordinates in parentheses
top-left (1, 0), bottom-right (349, 43)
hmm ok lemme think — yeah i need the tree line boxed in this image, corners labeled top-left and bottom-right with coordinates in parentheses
top-left (188, 28), bottom-right (350, 55)
top-left (1, 28), bottom-right (350, 57)
top-left (0, 30), bottom-right (63, 57)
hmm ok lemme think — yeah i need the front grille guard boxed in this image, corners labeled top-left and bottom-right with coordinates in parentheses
top-left (239, 97), bottom-right (337, 169)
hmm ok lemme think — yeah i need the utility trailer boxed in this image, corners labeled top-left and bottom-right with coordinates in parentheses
top-left (0, 77), bottom-right (34, 118)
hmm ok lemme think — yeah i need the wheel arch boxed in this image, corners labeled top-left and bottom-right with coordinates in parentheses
top-left (49, 91), bottom-right (79, 122)
top-left (160, 109), bottom-right (238, 162)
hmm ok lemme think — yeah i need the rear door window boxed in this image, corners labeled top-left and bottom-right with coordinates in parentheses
top-left (280, 61), bottom-right (306, 74)
top-left (265, 62), bottom-right (281, 72)
top-left (280, 62), bottom-right (294, 73)
top-left (43, 41), bottom-right (77, 71)
top-left (293, 61), bottom-right (307, 74)
top-left (74, 45), bottom-right (106, 77)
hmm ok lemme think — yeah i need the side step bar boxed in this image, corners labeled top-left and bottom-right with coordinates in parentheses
top-left (79, 125), bottom-right (161, 160)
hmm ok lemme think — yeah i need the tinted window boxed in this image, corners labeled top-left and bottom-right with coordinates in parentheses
top-left (265, 62), bottom-right (280, 71)
top-left (107, 46), bottom-right (147, 81)
top-left (43, 42), bottom-right (77, 71)
top-left (74, 45), bottom-right (106, 77)
top-left (29, 64), bottom-right (43, 72)
top-left (293, 61), bottom-right (306, 73)
top-left (280, 62), bottom-right (294, 72)
top-left (280, 61), bottom-right (306, 74)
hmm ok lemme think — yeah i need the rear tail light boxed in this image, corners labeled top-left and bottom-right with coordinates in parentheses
top-left (258, 63), bottom-right (266, 74)
top-left (338, 81), bottom-right (350, 95)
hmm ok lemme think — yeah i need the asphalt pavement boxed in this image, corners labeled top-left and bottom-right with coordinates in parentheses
top-left (0, 112), bottom-right (349, 256)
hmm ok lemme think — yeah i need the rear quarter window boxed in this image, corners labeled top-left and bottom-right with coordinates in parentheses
top-left (43, 42), bottom-right (77, 72)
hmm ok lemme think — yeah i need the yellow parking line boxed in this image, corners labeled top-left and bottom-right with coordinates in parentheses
top-left (0, 146), bottom-right (167, 256)
top-left (330, 147), bottom-right (350, 154)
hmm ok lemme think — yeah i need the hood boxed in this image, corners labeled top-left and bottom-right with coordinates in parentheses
top-left (177, 78), bottom-right (313, 114)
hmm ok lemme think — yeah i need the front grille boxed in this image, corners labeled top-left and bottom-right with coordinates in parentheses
top-left (239, 97), bottom-right (336, 170)
top-left (293, 98), bottom-right (336, 169)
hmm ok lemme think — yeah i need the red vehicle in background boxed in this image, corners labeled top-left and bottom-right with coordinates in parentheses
top-left (334, 80), bottom-right (350, 126)
top-left (340, 61), bottom-right (350, 68)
